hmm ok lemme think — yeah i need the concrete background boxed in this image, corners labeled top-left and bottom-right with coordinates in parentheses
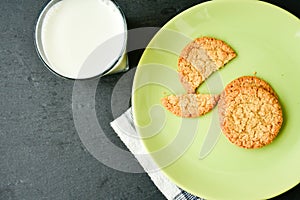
top-left (1, 0), bottom-right (299, 199)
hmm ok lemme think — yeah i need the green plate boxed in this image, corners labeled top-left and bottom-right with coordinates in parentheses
top-left (132, 0), bottom-right (300, 199)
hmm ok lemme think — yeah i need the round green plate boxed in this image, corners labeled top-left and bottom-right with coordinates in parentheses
top-left (132, 0), bottom-right (300, 199)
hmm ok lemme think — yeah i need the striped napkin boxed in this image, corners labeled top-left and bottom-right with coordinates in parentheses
top-left (110, 108), bottom-right (204, 200)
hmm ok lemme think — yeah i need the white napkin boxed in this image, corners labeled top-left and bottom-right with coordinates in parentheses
top-left (110, 108), bottom-right (203, 200)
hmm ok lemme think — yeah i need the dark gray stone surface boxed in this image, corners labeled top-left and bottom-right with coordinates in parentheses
top-left (0, 0), bottom-right (299, 199)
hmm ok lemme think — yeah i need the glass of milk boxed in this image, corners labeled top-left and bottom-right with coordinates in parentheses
top-left (35, 0), bottom-right (128, 79)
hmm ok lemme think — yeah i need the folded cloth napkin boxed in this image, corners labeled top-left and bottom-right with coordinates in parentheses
top-left (110, 108), bottom-right (204, 200)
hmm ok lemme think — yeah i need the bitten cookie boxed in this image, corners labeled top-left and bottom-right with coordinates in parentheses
top-left (161, 94), bottom-right (220, 118)
top-left (218, 80), bottom-right (283, 149)
top-left (178, 37), bottom-right (236, 93)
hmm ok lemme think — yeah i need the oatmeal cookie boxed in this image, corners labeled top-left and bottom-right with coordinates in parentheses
top-left (161, 93), bottom-right (220, 118)
top-left (218, 84), bottom-right (283, 149)
top-left (224, 76), bottom-right (277, 98)
top-left (178, 37), bottom-right (236, 93)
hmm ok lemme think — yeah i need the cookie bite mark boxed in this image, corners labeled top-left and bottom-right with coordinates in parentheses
top-left (161, 94), bottom-right (220, 118)
top-left (178, 57), bottom-right (203, 94)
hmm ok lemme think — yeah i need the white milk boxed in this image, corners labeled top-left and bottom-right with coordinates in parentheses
top-left (41, 0), bottom-right (127, 79)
